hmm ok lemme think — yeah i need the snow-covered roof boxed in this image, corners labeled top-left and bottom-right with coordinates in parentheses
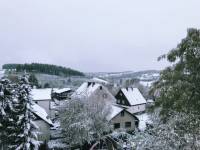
top-left (136, 113), bottom-right (151, 131)
top-left (147, 99), bottom-right (154, 103)
top-left (91, 77), bottom-right (109, 84)
top-left (53, 88), bottom-right (71, 94)
top-left (121, 88), bottom-right (146, 106)
top-left (140, 81), bottom-right (155, 87)
top-left (31, 88), bottom-right (52, 101)
top-left (32, 103), bottom-right (53, 126)
top-left (107, 105), bottom-right (123, 121)
top-left (71, 82), bottom-right (101, 99)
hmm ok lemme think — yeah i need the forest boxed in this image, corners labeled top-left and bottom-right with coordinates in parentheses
top-left (3, 63), bottom-right (84, 77)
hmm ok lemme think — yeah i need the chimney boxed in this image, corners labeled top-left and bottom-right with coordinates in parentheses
top-left (92, 82), bottom-right (95, 87)
top-left (88, 82), bottom-right (92, 87)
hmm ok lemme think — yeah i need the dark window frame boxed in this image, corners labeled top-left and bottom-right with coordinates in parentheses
top-left (125, 122), bottom-right (131, 128)
top-left (114, 123), bottom-right (120, 129)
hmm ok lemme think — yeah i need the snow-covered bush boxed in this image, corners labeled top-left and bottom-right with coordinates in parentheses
top-left (59, 97), bottom-right (111, 147)
top-left (133, 109), bottom-right (200, 150)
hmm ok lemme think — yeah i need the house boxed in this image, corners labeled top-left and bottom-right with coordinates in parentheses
top-left (115, 88), bottom-right (147, 114)
top-left (71, 81), bottom-right (116, 103)
top-left (32, 103), bottom-right (54, 142)
top-left (91, 77), bottom-right (110, 85)
top-left (31, 88), bottom-right (52, 116)
top-left (107, 105), bottom-right (139, 131)
top-left (72, 82), bottom-right (139, 131)
top-left (52, 88), bottom-right (72, 100)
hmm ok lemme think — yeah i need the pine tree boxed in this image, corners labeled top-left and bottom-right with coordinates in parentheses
top-left (14, 75), bottom-right (39, 150)
top-left (0, 78), bottom-right (16, 149)
top-left (28, 74), bottom-right (39, 88)
top-left (0, 76), bottom-right (39, 150)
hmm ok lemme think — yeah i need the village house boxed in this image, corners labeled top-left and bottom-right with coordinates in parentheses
top-left (31, 88), bottom-right (70, 119)
top-left (107, 105), bottom-right (139, 132)
top-left (71, 81), bottom-right (147, 131)
top-left (31, 88), bottom-right (53, 116)
top-left (71, 81), bottom-right (116, 103)
top-left (31, 103), bottom-right (54, 142)
top-left (72, 81), bottom-right (139, 131)
top-left (91, 77), bottom-right (110, 85)
top-left (51, 88), bottom-right (72, 100)
top-left (115, 87), bottom-right (147, 114)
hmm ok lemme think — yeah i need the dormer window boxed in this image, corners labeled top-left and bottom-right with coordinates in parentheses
top-left (92, 82), bottom-right (95, 86)
top-left (87, 82), bottom-right (92, 87)
top-left (122, 100), bottom-right (125, 105)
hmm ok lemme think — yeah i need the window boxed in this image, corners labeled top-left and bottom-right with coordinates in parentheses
top-left (125, 122), bottom-right (131, 128)
top-left (117, 99), bottom-right (120, 104)
top-left (135, 120), bottom-right (139, 127)
top-left (114, 123), bottom-right (120, 129)
top-left (100, 86), bottom-right (103, 90)
top-left (121, 111), bottom-right (124, 117)
top-left (122, 100), bottom-right (125, 105)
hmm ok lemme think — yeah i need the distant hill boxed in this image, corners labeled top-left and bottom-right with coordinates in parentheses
top-left (3, 63), bottom-right (84, 77)
top-left (87, 70), bottom-right (160, 80)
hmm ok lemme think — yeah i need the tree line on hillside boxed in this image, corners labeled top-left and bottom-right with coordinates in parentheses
top-left (3, 63), bottom-right (84, 77)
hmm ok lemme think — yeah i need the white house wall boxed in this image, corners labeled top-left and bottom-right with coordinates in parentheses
top-left (89, 86), bottom-right (116, 103)
top-left (110, 111), bottom-right (136, 131)
top-left (35, 100), bottom-right (50, 116)
top-left (127, 104), bottom-right (146, 114)
top-left (34, 120), bottom-right (51, 142)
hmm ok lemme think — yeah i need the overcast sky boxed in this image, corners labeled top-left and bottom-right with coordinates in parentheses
top-left (0, 0), bottom-right (200, 72)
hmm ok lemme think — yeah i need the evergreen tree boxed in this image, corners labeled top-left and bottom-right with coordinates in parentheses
top-left (28, 74), bottom-right (39, 88)
top-left (3, 63), bottom-right (84, 77)
top-left (0, 78), bottom-right (15, 149)
top-left (14, 75), bottom-right (39, 150)
top-left (0, 76), bottom-right (39, 150)
top-left (44, 83), bottom-right (50, 88)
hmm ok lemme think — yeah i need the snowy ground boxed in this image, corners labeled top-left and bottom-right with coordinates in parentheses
top-left (140, 81), bottom-right (155, 87)
top-left (136, 113), bottom-right (151, 131)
